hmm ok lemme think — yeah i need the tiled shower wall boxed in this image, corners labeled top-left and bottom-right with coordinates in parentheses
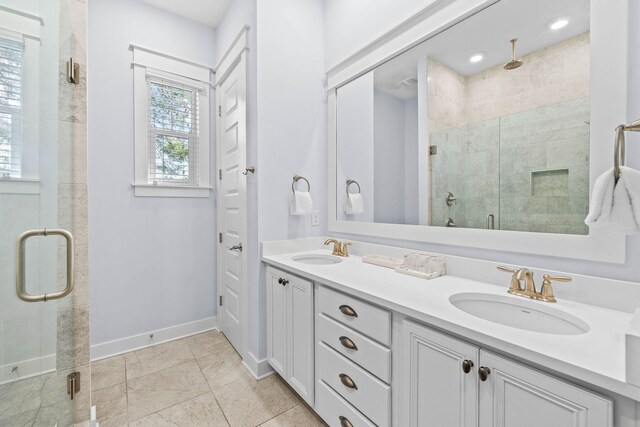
top-left (431, 97), bottom-right (590, 234)
top-left (57, 0), bottom-right (90, 423)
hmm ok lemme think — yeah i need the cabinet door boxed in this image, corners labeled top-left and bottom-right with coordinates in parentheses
top-left (266, 268), bottom-right (288, 377)
top-left (479, 351), bottom-right (613, 427)
top-left (402, 319), bottom-right (480, 427)
top-left (287, 275), bottom-right (315, 405)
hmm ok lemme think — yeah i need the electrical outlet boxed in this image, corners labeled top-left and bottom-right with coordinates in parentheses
top-left (311, 210), bottom-right (320, 226)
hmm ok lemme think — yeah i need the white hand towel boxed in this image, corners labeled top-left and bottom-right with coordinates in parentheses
top-left (344, 193), bottom-right (364, 215)
top-left (585, 166), bottom-right (640, 234)
top-left (290, 191), bottom-right (313, 215)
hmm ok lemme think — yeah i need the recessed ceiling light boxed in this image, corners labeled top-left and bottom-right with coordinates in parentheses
top-left (469, 53), bottom-right (485, 63)
top-left (549, 18), bottom-right (569, 30)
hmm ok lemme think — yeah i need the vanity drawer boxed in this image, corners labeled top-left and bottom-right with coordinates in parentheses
top-left (316, 379), bottom-right (376, 427)
top-left (317, 313), bottom-right (391, 383)
top-left (318, 342), bottom-right (391, 427)
top-left (317, 286), bottom-right (391, 346)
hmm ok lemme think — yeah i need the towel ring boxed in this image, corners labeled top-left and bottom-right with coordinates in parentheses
top-left (614, 125), bottom-right (626, 181)
top-left (292, 175), bottom-right (310, 193)
top-left (346, 179), bottom-right (361, 195)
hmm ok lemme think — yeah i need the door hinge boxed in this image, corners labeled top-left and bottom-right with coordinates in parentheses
top-left (218, 106), bottom-right (222, 117)
top-left (219, 233), bottom-right (223, 243)
top-left (219, 295), bottom-right (223, 306)
top-left (67, 372), bottom-right (80, 400)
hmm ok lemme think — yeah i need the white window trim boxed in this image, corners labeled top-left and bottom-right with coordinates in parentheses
top-left (131, 45), bottom-right (213, 198)
top-left (0, 8), bottom-right (41, 194)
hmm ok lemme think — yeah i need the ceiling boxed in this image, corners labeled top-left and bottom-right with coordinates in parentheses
top-left (374, 0), bottom-right (590, 100)
top-left (136, 0), bottom-right (231, 27)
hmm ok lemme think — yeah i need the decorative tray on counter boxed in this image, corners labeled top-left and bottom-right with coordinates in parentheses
top-left (362, 255), bottom-right (404, 269)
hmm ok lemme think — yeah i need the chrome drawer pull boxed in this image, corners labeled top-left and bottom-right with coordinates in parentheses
top-left (339, 373), bottom-right (358, 390)
top-left (339, 304), bottom-right (358, 317)
top-left (339, 416), bottom-right (354, 427)
top-left (339, 336), bottom-right (358, 351)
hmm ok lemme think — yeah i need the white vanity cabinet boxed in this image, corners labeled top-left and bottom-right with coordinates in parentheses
top-left (402, 320), bottom-right (480, 427)
top-left (402, 319), bottom-right (613, 427)
top-left (266, 267), bottom-right (314, 405)
top-left (316, 285), bottom-right (393, 427)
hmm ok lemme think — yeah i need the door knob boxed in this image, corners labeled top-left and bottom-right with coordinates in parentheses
top-left (462, 359), bottom-right (474, 374)
top-left (230, 244), bottom-right (243, 252)
top-left (478, 366), bottom-right (491, 381)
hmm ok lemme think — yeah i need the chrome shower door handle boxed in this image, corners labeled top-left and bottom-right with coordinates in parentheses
top-left (16, 229), bottom-right (75, 302)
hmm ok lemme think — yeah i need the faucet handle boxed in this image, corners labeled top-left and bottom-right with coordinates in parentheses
top-left (497, 265), bottom-right (518, 274)
top-left (342, 242), bottom-right (352, 257)
top-left (497, 266), bottom-right (524, 294)
top-left (539, 274), bottom-right (572, 303)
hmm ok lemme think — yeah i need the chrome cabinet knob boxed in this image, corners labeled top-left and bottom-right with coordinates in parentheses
top-left (478, 366), bottom-right (491, 381)
top-left (339, 373), bottom-right (358, 390)
top-left (339, 304), bottom-right (358, 317)
top-left (339, 336), bottom-right (358, 351)
top-left (462, 359), bottom-right (474, 374)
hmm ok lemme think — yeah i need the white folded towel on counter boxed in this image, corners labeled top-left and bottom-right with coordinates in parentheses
top-left (344, 193), bottom-right (364, 215)
top-left (585, 166), bottom-right (640, 234)
top-left (290, 191), bottom-right (313, 215)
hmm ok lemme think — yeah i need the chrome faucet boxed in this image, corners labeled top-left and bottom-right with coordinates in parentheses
top-left (497, 266), bottom-right (572, 303)
top-left (324, 239), bottom-right (352, 257)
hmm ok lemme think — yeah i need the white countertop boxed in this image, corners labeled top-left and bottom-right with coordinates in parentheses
top-left (262, 248), bottom-right (640, 402)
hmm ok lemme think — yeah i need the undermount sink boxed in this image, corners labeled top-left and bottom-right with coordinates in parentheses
top-left (291, 254), bottom-right (343, 265)
top-left (449, 292), bottom-right (590, 335)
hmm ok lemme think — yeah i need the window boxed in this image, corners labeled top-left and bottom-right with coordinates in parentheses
top-left (147, 78), bottom-right (200, 184)
top-left (0, 38), bottom-right (23, 179)
top-left (132, 45), bottom-right (212, 198)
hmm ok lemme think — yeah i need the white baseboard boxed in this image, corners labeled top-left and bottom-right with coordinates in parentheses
top-left (91, 317), bottom-right (218, 361)
top-left (243, 350), bottom-right (274, 380)
top-left (0, 354), bottom-right (56, 385)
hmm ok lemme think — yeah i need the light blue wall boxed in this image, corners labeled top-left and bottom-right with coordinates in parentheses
top-left (88, 0), bottom-right (218, 348)
top-left (256, 0), bottom-right (326, 360)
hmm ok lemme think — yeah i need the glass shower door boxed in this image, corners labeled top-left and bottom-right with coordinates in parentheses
top-left (0, 0), bottom-right (89, 425)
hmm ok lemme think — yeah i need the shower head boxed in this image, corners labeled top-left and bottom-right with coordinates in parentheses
top-left (503, 38), bottom-right (524, 70)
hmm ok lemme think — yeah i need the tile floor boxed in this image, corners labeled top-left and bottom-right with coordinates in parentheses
top-left (91, 331), bottom-right (327, 427)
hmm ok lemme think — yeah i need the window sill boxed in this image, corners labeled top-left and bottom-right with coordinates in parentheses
top-left (0, 179), bottom-right (40, 195)
top-left (132, 183), bottom-right (212, 198)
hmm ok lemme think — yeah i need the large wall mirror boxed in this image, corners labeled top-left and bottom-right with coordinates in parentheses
top-left (329, 0), bottom-right (628, 262)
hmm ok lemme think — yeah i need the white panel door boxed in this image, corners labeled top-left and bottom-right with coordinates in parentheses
top-left (402, 319), bottom-right (479, 427)
top-left (287, 274), bottom-right (314, 405)
top-left (217, 52), bottom-right (247, 355)
top-left (479, 350), bottom-right (613, 427)
top-left (266, 268), bottom-right (288, 377)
